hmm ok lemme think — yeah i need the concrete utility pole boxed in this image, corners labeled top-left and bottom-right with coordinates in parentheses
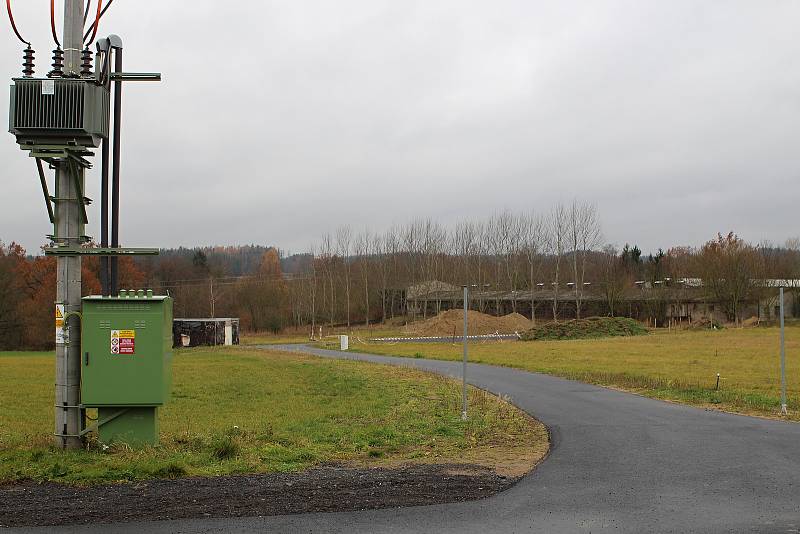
top-left (55, 0), bottom-right (86, 449)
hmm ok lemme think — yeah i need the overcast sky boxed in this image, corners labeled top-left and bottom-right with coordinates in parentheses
top-left (2, 1), bottom-right (799, 256)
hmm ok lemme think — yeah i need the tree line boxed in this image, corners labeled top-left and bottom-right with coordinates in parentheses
top-left (2, 202), bottom-right (799, 349)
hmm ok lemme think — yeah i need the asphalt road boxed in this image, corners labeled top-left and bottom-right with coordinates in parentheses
top-left (16, 345), bottom-right (800, 534)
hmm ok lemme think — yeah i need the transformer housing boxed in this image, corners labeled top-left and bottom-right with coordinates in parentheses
top-left (8, 77), bottom-right (109, 147)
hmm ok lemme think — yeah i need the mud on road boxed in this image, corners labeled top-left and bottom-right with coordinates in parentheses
top-left (0, 464), bottom-right (518, 527)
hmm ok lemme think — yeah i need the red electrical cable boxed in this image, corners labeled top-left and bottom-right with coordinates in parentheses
top-left (50, 0), bottom-right (61, 47)
top-left (5, 0), bottom-right (29, 45)
top-left (83, 0), bottom-right (113, 42)
top-left (84, 0), bottom-right (102, 46)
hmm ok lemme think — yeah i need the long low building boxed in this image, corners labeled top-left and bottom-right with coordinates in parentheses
top-left (403, 280), bottom-right (799, 326)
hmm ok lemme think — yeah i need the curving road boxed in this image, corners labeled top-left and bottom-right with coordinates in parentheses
top-left (29, 344), bottom-right (800, 534)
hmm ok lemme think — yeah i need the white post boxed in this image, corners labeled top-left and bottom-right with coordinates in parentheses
top-left (780, 287), bottom-right (788, 415)
top-left (462, 285), bottom-right (468, 421)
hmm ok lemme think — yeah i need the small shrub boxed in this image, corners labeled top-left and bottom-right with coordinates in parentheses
top-left (521, 317), bottom-right (647, 341)
top-left (152, 462), bottom-right (187, 479)
top-left (210, 435), bottom-right (240, 461)
top-left (48, 462), bottom-right (69, 478)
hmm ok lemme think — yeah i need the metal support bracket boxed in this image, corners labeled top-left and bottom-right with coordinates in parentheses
top-left (109, 72), bottom-right (161, 82)
top-left (78, 408), bottom-right (129, 437)
top-left (35, 158), bottom-right (55, 223)
top-left (68, 159), bottom-right (89, 224)
top-left (44, 246), bottom-right (160, 256)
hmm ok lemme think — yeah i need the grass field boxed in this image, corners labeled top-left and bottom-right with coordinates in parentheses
top-left (349, 325), bottom-right (800, 421)
top-left (0, 348), bottom-right (544, 485)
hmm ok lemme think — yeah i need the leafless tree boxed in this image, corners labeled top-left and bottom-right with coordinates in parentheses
top-left (354, 229), bottom-right (372, 326)
top-left (547, 204), bottom-right (568, 321)
top-left (336, 225), bottom-right (353, 327)
top-left (521, 213), bottom-right (545, 322)
top-left (569, 200), bottom-right (602, 318)
top-left (319, 233), bottom-right (336, 325)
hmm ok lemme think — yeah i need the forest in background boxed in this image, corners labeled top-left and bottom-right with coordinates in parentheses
top-left (2, 202), bottom-right (800, 350)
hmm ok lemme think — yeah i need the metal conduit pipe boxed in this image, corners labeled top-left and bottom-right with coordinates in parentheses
top-left (110, 44), bottom-right (122, 294)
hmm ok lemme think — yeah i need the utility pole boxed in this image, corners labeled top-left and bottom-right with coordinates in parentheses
top-left (54, 0), bottom-right (86, 450)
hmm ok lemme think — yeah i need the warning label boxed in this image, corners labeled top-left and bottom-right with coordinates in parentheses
top-left (111, 329), bottom-right (135, 355)
top-left (55, 304), bottom-right (65, 344)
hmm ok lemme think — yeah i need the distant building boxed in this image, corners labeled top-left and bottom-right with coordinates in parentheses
top-left (173, 318), bottom-right (240, 348)
top-left (403, 280), bottom-right (799, 325)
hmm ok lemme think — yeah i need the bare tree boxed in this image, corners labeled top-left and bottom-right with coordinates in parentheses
top-left (308, 245), bottom-right (317, 336)
top-left (547, 204), bottom-right (568, 321)
top-left (354, 229), bottom-right (372, 326)
top-left (385, 226), bottom-right (401, 319)
top-left (336, 226), bottom-right (353, 327)
top-left (319, 233), bottom-right (336, 325)
top-left (501, 211), bottom-right (524, 313)
top-left (598, 245), bottom-right (628, 316)
top-left (521, 213), bottom-right (545, 322)
top-left (569, 201), bottom-right (602, 318)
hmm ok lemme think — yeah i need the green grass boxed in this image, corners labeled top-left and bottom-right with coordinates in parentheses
top-left (240, 326), bottom-right (406, 346)
top-left (520, 317), bottom-right (647, 341)
top-left (0, 348), bottom-right (538, 484)
top-left (349, 325), bottom-right (800, 421)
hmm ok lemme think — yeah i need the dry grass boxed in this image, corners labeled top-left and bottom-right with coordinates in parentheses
top-left (350, 325), bottom-right (800, 421)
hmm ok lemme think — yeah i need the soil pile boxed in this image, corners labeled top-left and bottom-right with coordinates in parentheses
top-left (404, 310), bottom-right (532, 336)
top-left (521, 317), bottom-right (648, 341)
top-left (685, 318), bottom-right (725, 331)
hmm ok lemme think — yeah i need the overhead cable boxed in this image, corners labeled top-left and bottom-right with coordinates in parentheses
top-left (83, 0), bottom-right (113, 43)
top-left (5, 0), bottom-right (29, 45)
top-left (84, 0), bottom-right (102, 46)
top-left (50, 0), bottom-right (61, 46)
top-left (83, 0), bottom-right (91, 26)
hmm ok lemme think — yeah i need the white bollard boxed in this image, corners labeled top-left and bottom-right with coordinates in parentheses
top-left (340, 335), bottom-right (349, 351)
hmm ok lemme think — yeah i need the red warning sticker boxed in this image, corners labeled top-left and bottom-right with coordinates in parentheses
top-left (111, 330), bottom-right (135, 355)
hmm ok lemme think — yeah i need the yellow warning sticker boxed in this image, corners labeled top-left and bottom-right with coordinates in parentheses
top-left (111, 329), bottom-right (135, 355)
top-left (55, 304), bottom-right (65, 344)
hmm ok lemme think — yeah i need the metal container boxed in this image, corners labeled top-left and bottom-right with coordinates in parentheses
top-left (81, 292), bottom-right (172, 445)
top-left (9, 78), bottom-right (110, 147)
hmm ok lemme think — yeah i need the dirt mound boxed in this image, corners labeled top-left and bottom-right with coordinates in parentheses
top-left (685, 318), bottom-right (724, 331)
top-left (520, 317), bottom-right (647, 341)
top-left (741, 316), bottom-right (760, 328)
top-left (404, 310), bottom-right (532, 337)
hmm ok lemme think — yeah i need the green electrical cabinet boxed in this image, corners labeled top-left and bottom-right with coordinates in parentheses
top-left (81, 291), bottom-right (173, 445)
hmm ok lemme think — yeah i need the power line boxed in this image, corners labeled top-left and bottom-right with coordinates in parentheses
top-left (50, 0), bottom-right (61, 47)
top-left (84, 0), bottom-right (102, 46)
top-left (83, 0), bottom-right (113, 43)
top-left (5, 0), bottom-right (29, 45)
top-left (83, 0), bottom-right (91, 25)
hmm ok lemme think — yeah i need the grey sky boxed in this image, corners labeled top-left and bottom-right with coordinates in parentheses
top-left (2, 1), bottom-right (799, 255)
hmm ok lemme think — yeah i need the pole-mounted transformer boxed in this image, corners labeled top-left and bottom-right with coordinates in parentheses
top-left (7, 0), bottom-right (165, 449)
